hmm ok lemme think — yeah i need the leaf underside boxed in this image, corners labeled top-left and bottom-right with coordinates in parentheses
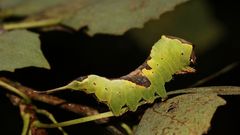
top-left (135, 93), bottom-right (226, 135)
top-left (0, 30), bottom-right (50, 72)
top-left (50, 35), bottom-right (194, 116)
top-left (0, 0), bottom-right (189, 35)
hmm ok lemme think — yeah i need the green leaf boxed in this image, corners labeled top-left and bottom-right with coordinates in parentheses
top-left (128, 0), bottom-right (224, 54)
top-left (1, 0), bottom-right (189, 35)
top-left (0, 0), bottom-right (66, 18)
top-left (0, 0), bottom-right (22, 10)
top-left (46, 35), bottom-right (195, 116)
top-left (61, 0), bottom-right (190, 35)
top-left (135, 93), bottom-right (226, 135)
top-left (0, 30), bottom-right (50, 72)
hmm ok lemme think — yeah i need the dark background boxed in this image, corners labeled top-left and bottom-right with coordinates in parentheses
top-left (0, 0), bottom-right (240, 134)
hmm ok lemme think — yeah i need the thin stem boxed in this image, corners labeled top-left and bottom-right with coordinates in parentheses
top-left (2, 18), bottom-right (61, 30)
top-left (190, 62), bottom-right (239, 87)
top-left (21, 110), bottom-right (31, 135)
top-left (0, 77), bottom-right (103, 120)
top-left (34, 111), bottom-right (114, 128)
top-left (120, 123), bottom-right (133, 135)
top-left (37, 85), bottom-right (69, 94)
top-left (36, 109), bottom-right (68, 135)
top-left (0, 80), bottom-right (31, 103)
top-left (167, 86), bottom-right (240, 96)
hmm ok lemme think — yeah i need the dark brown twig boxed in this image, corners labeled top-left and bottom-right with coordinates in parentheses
top-left (0, 77), bottom-right (106, 122)
top-left (0, 77), bottom-right (127, 135)
top-left (190, 62), bottom-right (239, 87)
top-left (7, 94), bottom-right (48, 135)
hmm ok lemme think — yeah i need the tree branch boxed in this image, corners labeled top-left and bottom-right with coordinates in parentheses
top-left (0, 77), bottom-right (107, 123)
top-left (7, 94), bottom-right (48, 135)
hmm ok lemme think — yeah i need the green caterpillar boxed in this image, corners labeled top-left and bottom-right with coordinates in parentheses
top-left (45, 35), bottom-right (195, 116)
